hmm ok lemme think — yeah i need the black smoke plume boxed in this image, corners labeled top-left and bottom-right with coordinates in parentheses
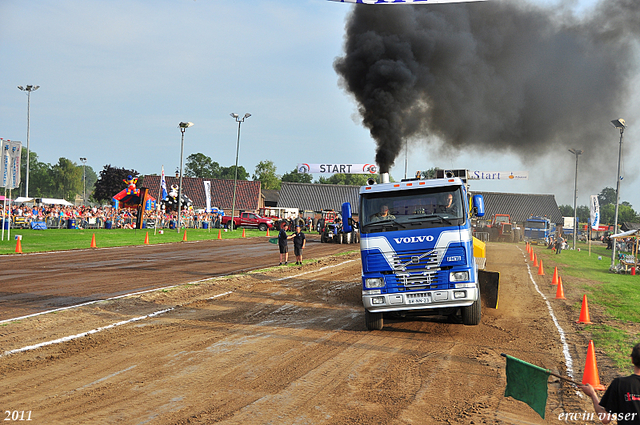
top-left (334, 1), bottom-right (640, 174)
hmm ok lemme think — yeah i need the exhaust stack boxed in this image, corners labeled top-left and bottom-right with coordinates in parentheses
top-left (381, 172), bottom-right (390, 184)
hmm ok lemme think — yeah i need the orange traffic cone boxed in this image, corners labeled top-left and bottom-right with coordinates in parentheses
top-left (538, 259), bottom-right (545, 276)
top-left (577, 294), bottom-right (593, 324)
top-left (144, 232), bottom-right (150, 245)
top-left (552, 266), bottom-right (558, 285)
top-left (555, 276), bottom-right (566, 300)
top-left (91, 233), bottom-right (97, 248)
top-left (533, 253), bottom-right (539, 267)
top-left (266, 228), bottom-right (270, 237)
top-left (530, 249), bottom-right (535, 262)
top-left (218, 229), bottom-right (222, 240)
top-left (242, 228), bottom-right (246, 238)
top-left (582, 340), bottom-right (605, 390)
top-left (15, 238), bottom-right (22, 254)
top-left (183, 230), bottom-right (187, 242)
top-left (527, 242), bottom-right (531, 253)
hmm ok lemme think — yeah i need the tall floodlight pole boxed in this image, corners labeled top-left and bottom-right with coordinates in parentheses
top-left (229, 113), bottom-right (251, 231)
top-left (568, 149), bottom-right (582, 250)
top-left (17, 85), bottom-right (40, 198)
top-left (610, 118), bottom-right (626, 270)
top-left (80, 157), bottom-right (87, 206)
top-left (177, 122), bottom-right (194, 233)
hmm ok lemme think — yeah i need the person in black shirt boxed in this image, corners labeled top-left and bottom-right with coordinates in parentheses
top-left (292, 225), bottom-right (306, 265)
top-left (278, 222), bottom-right (290, 265)
top-left (581, 343), bottom-right (640, 424)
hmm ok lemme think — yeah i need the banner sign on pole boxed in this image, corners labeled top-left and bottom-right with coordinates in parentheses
top-left (590, 195), bottom-right (600, 231)
top-left (468, 171), bottom-right (528, 181)
top-left (10, 141), bottom-right (22, 189)
top-left (1, 140), bottom-right (22, 189)
top-left (297, 163), bottom-right (378, 174)
top-left (203, 181), bottom-right (212, 213)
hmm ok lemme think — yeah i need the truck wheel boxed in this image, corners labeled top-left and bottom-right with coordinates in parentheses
top-left (461, 297), bottom-right (481, 325)
top-left (258, 223), bottom-right (267, 231)
top-left (365, 310), bottom-right (383, 330)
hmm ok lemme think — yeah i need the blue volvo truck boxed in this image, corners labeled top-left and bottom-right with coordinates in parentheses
top-left (524, 215), bottom-right (554, 245)
top-left (342, 170), bottom-right (499, 330)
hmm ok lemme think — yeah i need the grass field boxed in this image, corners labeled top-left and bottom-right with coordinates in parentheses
top-left (535, 241), bottom-right (640, 372)
top-left (0, 227), bottom-right (271, 255)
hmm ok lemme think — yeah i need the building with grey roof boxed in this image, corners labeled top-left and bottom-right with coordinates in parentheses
top-left (475, 191), bottom-right (563, 224)
top-left (279, 182), bottom-right (360, 214)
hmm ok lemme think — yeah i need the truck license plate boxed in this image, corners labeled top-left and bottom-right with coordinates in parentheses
top-left (407, 296), bottom-right (431, 305)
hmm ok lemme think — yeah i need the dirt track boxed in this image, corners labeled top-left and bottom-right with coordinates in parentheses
top-left (0, 241), bottom-right (609, 424)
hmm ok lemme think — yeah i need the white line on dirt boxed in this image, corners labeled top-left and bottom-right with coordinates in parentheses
top-left (2, 291), bottom-right (234, 358)
top-left (521, 248), bottom-right (581, 397)
top-left (276, 259), bottom-right (356, 281)
top-left (1, 307), bottom-right (174, 357)
top-left (0, 279), bottom-right (213, 325)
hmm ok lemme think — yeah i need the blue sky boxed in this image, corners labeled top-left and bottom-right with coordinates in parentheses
top-left (1, 0), bottom-right (637, 209)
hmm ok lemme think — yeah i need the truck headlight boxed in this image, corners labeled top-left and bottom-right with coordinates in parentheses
top-left (365, 278), bottom-right (384, 288)
top-left (449, 271), bottom-right (469, 282)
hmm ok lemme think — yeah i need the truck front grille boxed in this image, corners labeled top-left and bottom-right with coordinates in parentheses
top-left (391, 249), bottom-right (441, 290)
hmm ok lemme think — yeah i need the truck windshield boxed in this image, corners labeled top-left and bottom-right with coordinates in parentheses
top-left (360, 186), bottom-right (465, 234)
top-left (526, 221), bottom-right (547, 229)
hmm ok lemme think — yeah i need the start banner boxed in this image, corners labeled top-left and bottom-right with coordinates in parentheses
top-left (468, 171), bottom-right (528, 181)
top-left (297, 163), bottom-right (378, 174)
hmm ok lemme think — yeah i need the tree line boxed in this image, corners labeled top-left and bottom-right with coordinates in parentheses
top-left (14, 150), bottom-right (376, 204)
top-left (183, 154), bottom-right (376, 190)
top-left (22, 150), bottom-right (630, 225)
top-left (14, 150), bottom-right (98, 201)
top-left (558, 187), bottom-right (639, 226)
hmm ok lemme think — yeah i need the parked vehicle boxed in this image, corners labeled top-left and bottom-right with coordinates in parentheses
top-left (221, 212), bottom-right (274, 231)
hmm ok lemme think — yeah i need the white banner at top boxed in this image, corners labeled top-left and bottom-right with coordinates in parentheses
top-left (297, 163), bottom-right (378, 174)
top-left (328, 0), bottom-right (486, 4)
top-left (468, 171), bottom-right (528, 181)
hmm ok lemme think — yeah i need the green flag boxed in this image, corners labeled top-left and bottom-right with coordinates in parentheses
top-left (503, 354), bottom-right (550, 419)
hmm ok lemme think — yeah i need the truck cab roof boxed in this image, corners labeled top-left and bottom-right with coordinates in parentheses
top-left (360, 177), bottom-right (464, 195)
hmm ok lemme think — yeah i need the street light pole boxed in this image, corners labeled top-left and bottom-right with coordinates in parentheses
top-left (568, 148), bottom-right (582, 250)
top-left (177, 122), bottom-right (194, 233)
top-left (17, 85), bottom-right (40, 198)
top-left (229, 113), bottom-right (251, 231)
top-left (610, 118), bottom-right (626, 270)
top-left (80, 157), bottom-right (87, 206)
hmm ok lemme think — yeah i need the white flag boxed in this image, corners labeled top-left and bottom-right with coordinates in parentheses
top-left (204, 181), bottom-right (212, 213)
top-left (590, 195), bottom-right (600, 231)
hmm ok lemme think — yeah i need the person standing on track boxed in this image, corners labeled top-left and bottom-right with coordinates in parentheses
top-left (278, 222), bottom-right (290, 265)
top-left (293, 225), bottom-right (306, 266)
top-left (581, 342), bottom-right (640, 424)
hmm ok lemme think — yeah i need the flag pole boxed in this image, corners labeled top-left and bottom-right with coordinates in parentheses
top-left (500, 353), bottom-right (582, 386)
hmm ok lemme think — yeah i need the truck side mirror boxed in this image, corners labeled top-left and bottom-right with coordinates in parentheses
top-left (472, 195), bottom-right (485, 217)
top-left (342, 202), bottom-right (352, 233)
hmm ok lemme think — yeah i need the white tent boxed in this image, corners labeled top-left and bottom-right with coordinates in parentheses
top-left (14, 197), bottom-right (73, 206)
